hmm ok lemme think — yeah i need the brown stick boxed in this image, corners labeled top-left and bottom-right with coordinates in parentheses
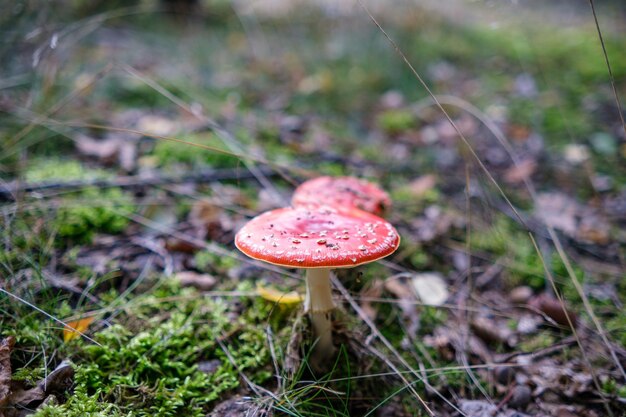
top-left (0, 166), bottom-right (277, 200)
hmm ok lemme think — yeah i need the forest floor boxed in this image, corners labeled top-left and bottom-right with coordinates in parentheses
top-left (1, 1), bottom-right (625, 416)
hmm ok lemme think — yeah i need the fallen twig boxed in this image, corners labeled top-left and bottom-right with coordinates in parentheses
top-left (0, 167), bottom-right (278, 200)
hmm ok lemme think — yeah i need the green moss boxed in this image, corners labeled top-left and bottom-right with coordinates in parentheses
top-left (8, 281), bottom-right (279, 417)
top-left (390, 185), bottom-right (440, 217)
top-left (152, 133), bottom-right (238, 169)
top-left (472, 216), bottom-right (546, 290)
top-left (472, 216), bottom-right (512, 256)
top-left (507, 98), bottom-right (537, 127)
top-left (553, 255), bottom-right (585, 305)
top-left (194, 248), bottom-right (238, 273)
top-left (316, 161), bottom-right (348, 177)
top-left (104, 76), bottom-right (182, 109)
top-left (606, 315), bottom-right (626, 349)
top-left (600, 378), bottom-right (626, 399)
top-left (409, 249), bottom-right (429, 270)
top-left (11, 367), bottom-right (47, 386)
top-left (420, 306), bottom-right (448, 335)
top-left (21, 159), bottom-right (134, 243)
top-left (377, 109), bottom-right (416, 135)
top-left (520, 333), bottom-right (556, 352)
top-left (73, 295), bottom-right (270, 415)
top-left (542, 105), bottom-right (593, 142)
top-left (25, 159), bottom-right (110, 183)
top-left (52, 187), bottom-right (134, 242)
top-left (34, 377), bottom-right (123, 417)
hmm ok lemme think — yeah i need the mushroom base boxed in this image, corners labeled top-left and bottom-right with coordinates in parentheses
top-left (305, 268), bottom-right (336, 361)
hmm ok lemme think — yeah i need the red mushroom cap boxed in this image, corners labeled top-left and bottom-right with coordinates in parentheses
top-left (292, 176), bottom-right (391, 216)
top-left (235, 205), bottom-right (400, 268)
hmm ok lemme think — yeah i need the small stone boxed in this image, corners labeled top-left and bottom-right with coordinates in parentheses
top-left (458, 400), bottom-right (496, 416)
top-left (510, 286), bottom-right (533, 304)
top-left (495, 366), bottom-right (515, 385)
top-left (509, 385), bottom-right (532, 409)
top-left (517, 315), bottom-right (540, 334)
top-left (563, 144), bottom-right (589, 164)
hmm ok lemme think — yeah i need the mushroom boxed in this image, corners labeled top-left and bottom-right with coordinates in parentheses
top-left (234, 205), bottom-right (400, 365)
top-left (292, 176), bottom-right (392, 217)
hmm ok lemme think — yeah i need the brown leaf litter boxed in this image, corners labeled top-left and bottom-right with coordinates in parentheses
top-left (534, 192), bottom-right (611, 246)
top-left (0, 337), bottom-right (74, 417)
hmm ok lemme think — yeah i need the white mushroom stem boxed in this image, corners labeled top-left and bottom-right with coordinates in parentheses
top-left (305, 268), bottom-right (336, 360)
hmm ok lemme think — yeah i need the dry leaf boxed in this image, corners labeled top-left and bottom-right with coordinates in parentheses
top-left (510, 286), bottom-right (533, 304)
top-left (504, 159), bottom-right (537, 184)
top-left (563, 144), bottom-right (590, 164)
top-left (529, 294), bottom-right (578, 328)
top-left (411, 205), bottom-right (462, 242)
top-left (458, 399), bottom-right (497, 417)
top-left (63, 316), bottom-right (95, 342)
top-left (209, 395), bottom-right (267, 417)
top-left (406, 175), bottom-right (437, 197)
top-left (384, 278), bottom-right (412, 302)
top-left (0, 338), bottom-right (73, 416)
top-left (165, 238), bottom-right (202, 254)
top-left (118, 140), bottom-right (137, 172)
top-left (410, 272), bottom-right (448, 306)
top-left (471, 317), bottom-right (514, 346)
top-left (257, 284), bottom-right (303, 305)
top-left (189, 199), bottom-right (232, 241)
top-left (176, 271), bottom-right (217, 291)
top-left (535, 193), bottom-right (578, 236)
top-left (189, 200), bottom-right (223, 229)
top-left (0, 337), bottom-right (15, 405)
top-left (508, 124), bottom-right (531, 141)
top-left (75, 133), bottom-right (138, 171)
top-left (136, 114), bottom-right (176, 136)
top-left (535, 192), bottom-right (611, 245)
top-left (384, 277), bottom-right (421, 342)
top-left (360, 280), bottom-right (383, 321)
top-left (577, 214), bottom-right (610, 245)
top-left (517, 314), bottom-right (541, 335)
top-left (75, 134), bottom-right (120, 162)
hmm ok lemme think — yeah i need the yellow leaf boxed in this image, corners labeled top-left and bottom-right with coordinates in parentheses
top-left (257, 284), bottom-right (303, 305)
top-left (63, 316), bottom-right (95, 342)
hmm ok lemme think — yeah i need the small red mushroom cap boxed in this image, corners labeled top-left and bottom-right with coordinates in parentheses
top-left (235, 205), bottom-right (400, 268)
top-left (292, 176), bottom-right (391, 216)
